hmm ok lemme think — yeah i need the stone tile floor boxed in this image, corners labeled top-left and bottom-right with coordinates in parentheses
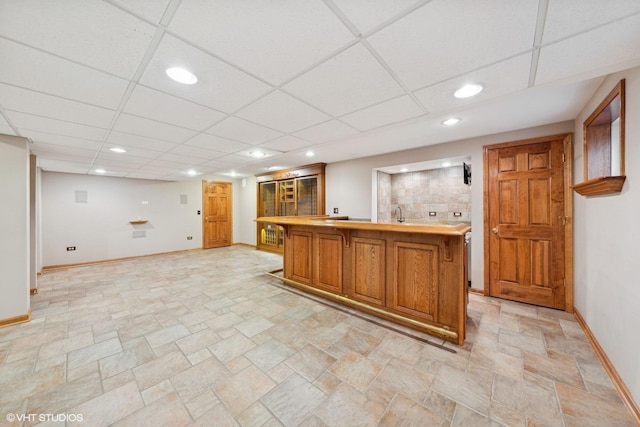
top-left (0, 246), bottom-right (635, 426)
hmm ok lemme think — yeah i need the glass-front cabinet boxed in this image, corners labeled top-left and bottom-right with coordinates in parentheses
top-left (256, 163), bottom-right (325, 253)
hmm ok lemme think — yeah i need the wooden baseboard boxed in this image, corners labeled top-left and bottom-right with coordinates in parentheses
top-left (469, 287), bottom-right (485, 295)
top-left (233, 242), bottom-right (257, 249)
top-left (0, 310), bottom-right (32, 329)
top-left (42, 248), bottom-right (202, 271)
top-left (574, 308), bottom-right (640, 425)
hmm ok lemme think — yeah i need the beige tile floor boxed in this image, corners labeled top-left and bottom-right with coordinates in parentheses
top-left (0, 246), bottom-right (635, 426)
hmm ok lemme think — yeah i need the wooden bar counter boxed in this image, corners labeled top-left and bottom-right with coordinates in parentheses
top-left (257, 216), bottom-right (470, 345)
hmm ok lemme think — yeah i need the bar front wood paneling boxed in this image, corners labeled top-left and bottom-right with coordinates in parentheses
top-left (258, 216), bottom-right (470, 345)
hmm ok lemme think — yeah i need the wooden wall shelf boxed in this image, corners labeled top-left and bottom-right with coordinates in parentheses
top-left (572, 176), bottom-right (626, 196)
top-left (129, 219), bottom-right (148, 224)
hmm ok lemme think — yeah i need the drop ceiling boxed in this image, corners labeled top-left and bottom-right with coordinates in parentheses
top-left (1, 0), bottom-right (639, 180)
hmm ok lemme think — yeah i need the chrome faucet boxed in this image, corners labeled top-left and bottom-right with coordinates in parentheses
top-left (395, 207), bottom-right (405, 223)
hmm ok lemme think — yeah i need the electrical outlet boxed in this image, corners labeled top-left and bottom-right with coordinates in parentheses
top-left (429, 212), bottom-right (437, 216)
top-left (66, 246), bottom-right (76, 251)
top-left (187, 236), bottom-right (193, 240)
top-left (333, 208), bottom-right (339, 214)
top-left (453, 212), bottom-right (462, 217)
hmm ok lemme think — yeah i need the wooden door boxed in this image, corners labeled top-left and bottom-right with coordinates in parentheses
top-left (202, 181), bottom-right (232, 249)
top-left (485, 135), bottom-right (572, 310)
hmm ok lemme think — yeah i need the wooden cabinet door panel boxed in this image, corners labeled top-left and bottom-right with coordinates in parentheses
top-left (486, 139), bottom-right (566, 309)
top-left (290, 231), bottom-right (312, 284)
top-left (351, 237), bottom-right (385, 305)
top-left (392, 241), bottom-right (438, 321)
top-left (315, 233), bottom-right (342, 293)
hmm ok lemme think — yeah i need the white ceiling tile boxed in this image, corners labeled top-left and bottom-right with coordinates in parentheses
top-left (112, 113), bottom-right (197, 143)
top-left (37, 159), bottom-right (91, 174)
top-left (138, 34), bottom-right (272, 113)
top-left (215, 154), bottom-right (252, 166)
top-left (0, 126), bottom-right (15, 136)
top-left (168, 0), bottom-right (355, 84)
top-left (169, 144), bottom-right (225, 160)
top-left (107, 131), bottom-right (177, 152)
top-left (543, 0), bottom-right (640, 44)
top-left (258, 135), bottom-right (312, 152)
top-left (206, 117), bottom-right (283, 145)
top-left (94, 152), bottom-right (151, 165)
top-left (123, 85), bottom-right (227, 131)
top-left (413, 54), bottom-right (532, 114)
top-left (0, 38), bottom-right (129, 109)
top-left (367, 0), bottom-right (538, 89)
top-left (0, 0), bottom-right (156, 79)
top-left (332, 0), bottom-right (425, 33)
top-left (236, 91), bottom-right (330, 134)
top-left (144, 158), bottom-right (197, 169)
top-left (8, 112), bottom-right (106, 141)
top-left (293, 120), bottom-right (359, 143)
top-left (155, 152), bottom-right (205, 165)
top-left (536, 14), bottom-right (640, 84)
top-left (20, 130), bottom-right (102, 150)
top-left (185, 133), bottom-right (251, 153)
top-left (99, 145), bottom-right (161, 160)
top-left (109, 0), bottom-right (172, 23)
top-left (0, 84), bottom-right (116, 128)
top-left (30, 142), bottom-right (97, 160)
top-left (340, 96), bottom-right (424, 131)
top-left (284, 43), bottom-right (404, 116)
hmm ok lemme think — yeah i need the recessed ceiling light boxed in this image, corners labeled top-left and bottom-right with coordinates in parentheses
top-left (229, 171), bottom-right (237, 177)
top-left (442, 118), bottom-right (461, 126)
top-left (95, 169), bottom-right (106, 174)
top-left (442, 162), bottom-right (453, 167)
top-left (166, 67), bottom-right (198, 85)
top-left (186, 170), bottom-right (198, 176)
top-left (109, 147), bottom-right (126, 153)
top-left (305, 150), bottom-right (315, 157)
top-left (400, 168), bottom-right (409, 173)
top-left (454, 83), bottom-right (484, 98)
top-left (249, 150), bottom-right (266, 158)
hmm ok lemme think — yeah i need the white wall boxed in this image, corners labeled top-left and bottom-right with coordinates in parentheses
top-left (0, 134), bottom-right (30, 320)
top-left (42, 173), bottom-right (205, 266)
top-left (573, 66), bottom-right (640, 403)
top-left (323, 121), bottom-right (573, 290)
top-left (236, 175), bottom-right (258, 246)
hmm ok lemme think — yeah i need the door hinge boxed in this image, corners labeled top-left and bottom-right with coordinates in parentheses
top-left (562, 153), bottom-right (565, 163)
top-left (563, 278), bottom-right (566, 288)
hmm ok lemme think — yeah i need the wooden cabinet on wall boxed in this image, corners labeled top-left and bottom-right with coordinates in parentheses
top-left (256, 163), bottom-right (326, 253)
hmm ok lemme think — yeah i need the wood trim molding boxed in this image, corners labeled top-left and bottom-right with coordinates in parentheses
top-left (574, 308), bottom-right (640, 424)
top-left (42, 248), bottom-right (202, 271)
top-left (0, 310), bottom-right (32, 329)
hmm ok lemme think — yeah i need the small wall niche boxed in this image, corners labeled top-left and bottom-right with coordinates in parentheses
top-left (573, 79), bottom-right (626, 196)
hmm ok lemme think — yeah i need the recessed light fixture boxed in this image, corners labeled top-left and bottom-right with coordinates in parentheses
top-left (305, 150), bottom-right (315, 157)
top-left (442, 118), bottom-right (461, 126)
top-left (109, 147), bottom-right (126, 153)
top-left (186, 170), bottom-right (198, 176)
top-left (249, 150), bottom-right (266, 158)
top-left (454, 83), bottom-right (484, 98)
top-left (166, 67), bottom-right (198, 85)
top-left (442, 162), bottom-right (453, 167)
top-left (229, 171), bottom-right (237, 177)
top-left (95, 168), bottom-right (106, 174)
top-left (400, 167), bottom-right (409, 173)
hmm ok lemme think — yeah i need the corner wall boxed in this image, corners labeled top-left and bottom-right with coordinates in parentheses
top-left (0, 134), bottom-right (30, 321)
top-left (573, 66), bottom-right (640, 404)
top-left (41, 172), bottom-right (205, 266)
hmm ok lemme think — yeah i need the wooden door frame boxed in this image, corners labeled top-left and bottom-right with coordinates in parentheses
top-left (202, 180), bottom-right (233, 249)
top-left (483, 134), bottom-right (574, 312)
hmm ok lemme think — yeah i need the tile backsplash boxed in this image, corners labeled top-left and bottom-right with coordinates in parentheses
top-left (377, 166), bottom-right (471, 224)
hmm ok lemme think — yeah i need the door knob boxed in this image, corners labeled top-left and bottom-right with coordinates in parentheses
top-left (492, 227), bottom-right (499, 234)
